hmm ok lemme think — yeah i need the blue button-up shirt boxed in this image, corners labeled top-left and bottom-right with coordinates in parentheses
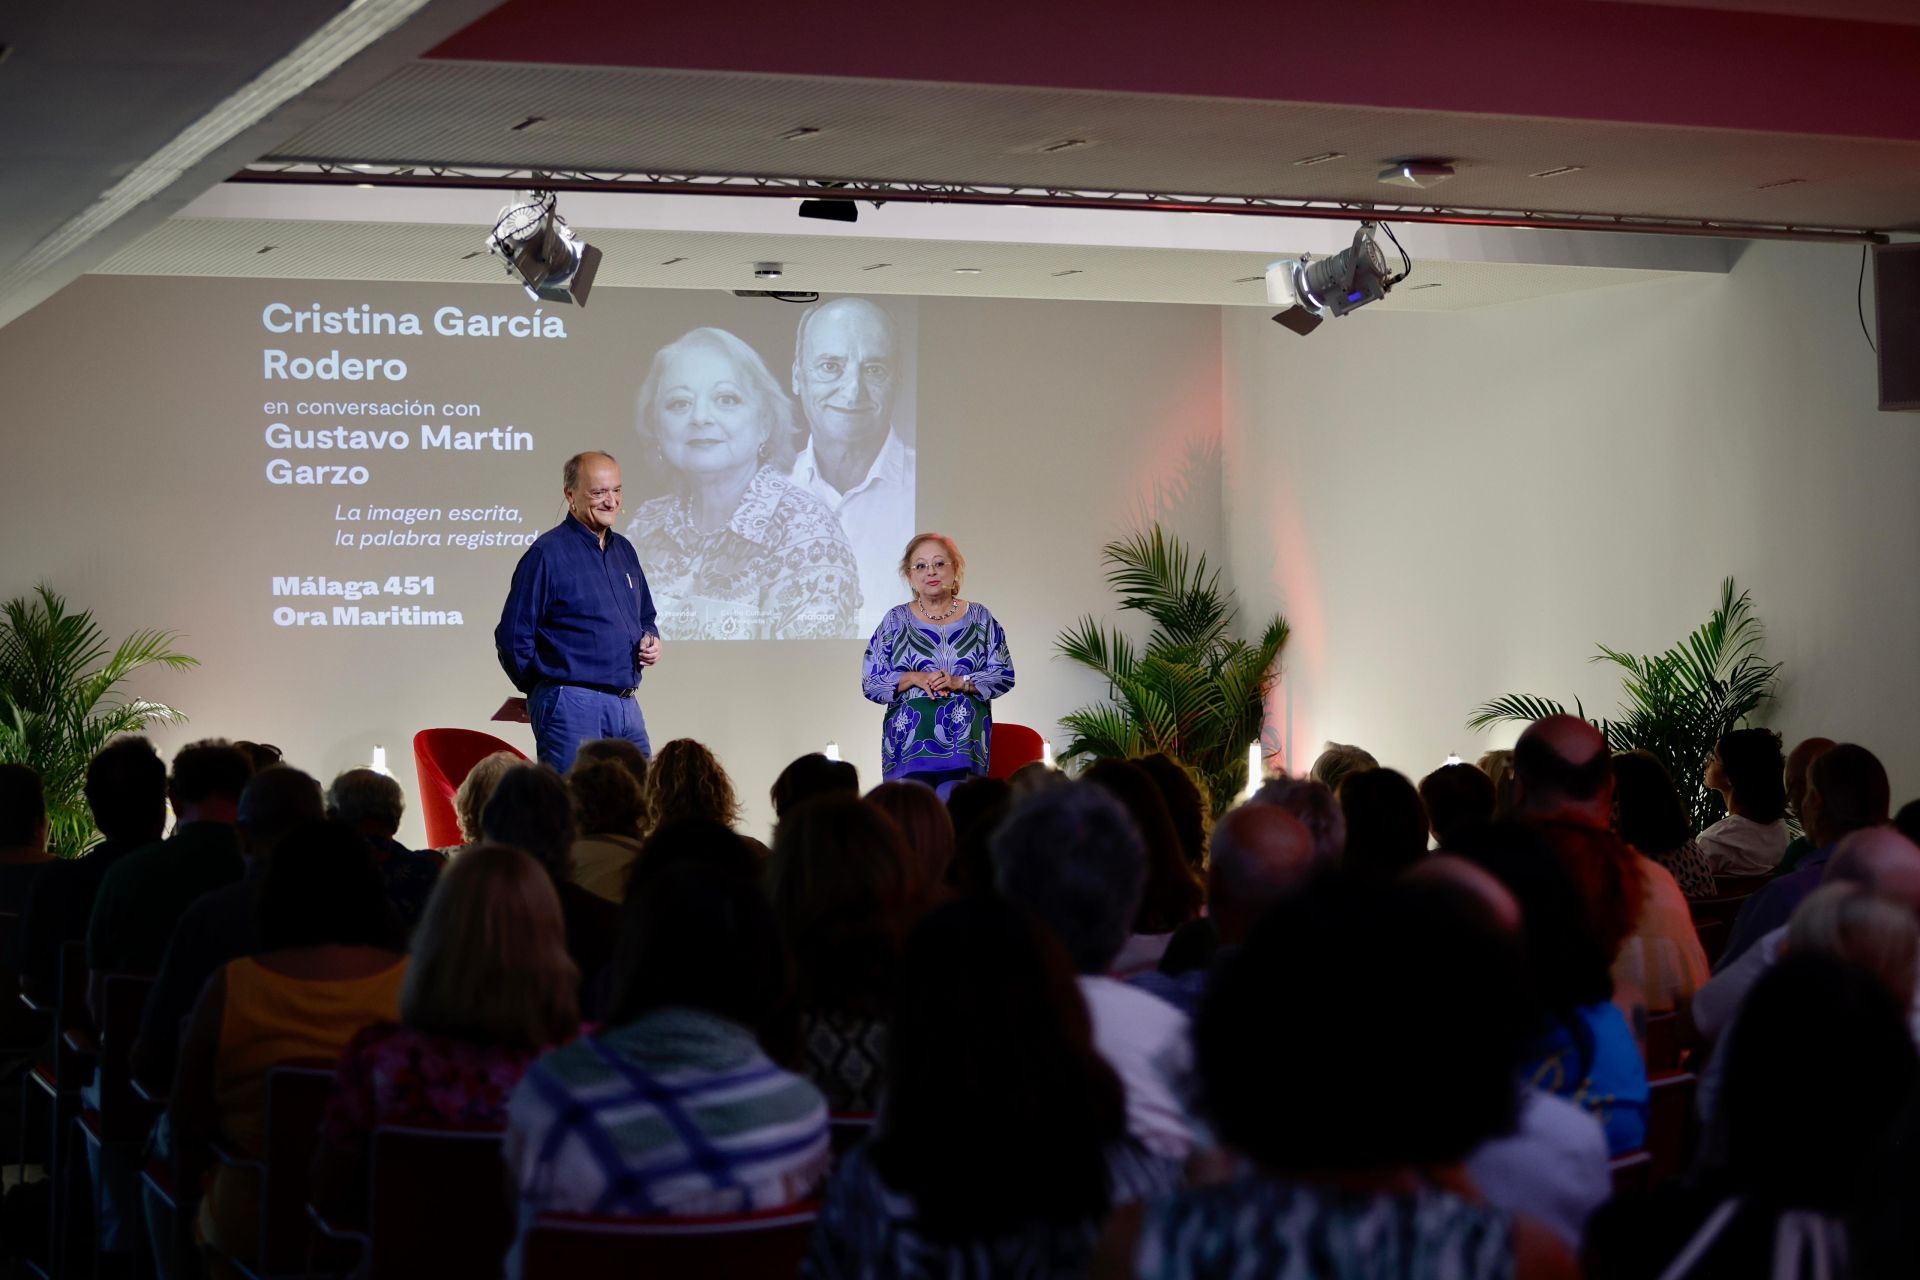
top-left (496, 517), bottom-right (657, 694)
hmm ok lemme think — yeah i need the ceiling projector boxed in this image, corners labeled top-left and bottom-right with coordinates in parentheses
top-left (1266, 222), bottom-right (1411, 336)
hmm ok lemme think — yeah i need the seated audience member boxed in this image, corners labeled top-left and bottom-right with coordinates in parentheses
top-left (631, 816), bottom-right (762, 886)
top-left (1084, 759), bottom-right (1204, 976)
top-left (17, 736), bottom-right (167, 994)
top-left (864, 781), bottom-right (956, 911)
top-left (771, 752), bottom-right (860, 822)
top-left (1092, 877), bottom-right (1574, 1279)
top-left (1251, 774), bottom-right (1347, 863)
top-left (328, 768), bottom-right (441, 931)
top-left (1421, 760), bottom-right (1497, 851)
top-left (165, 819), bottom-right (408, 1269)
top-left (442, 749), bottom-right (522, 857)
top-left (1006, 760), bottom-right (1064, 798)
top-left (0, 764), bottom-right (55, 912)
top-left (312, 844), bottom-right (579, 1224)
top-left (1775, 736), bottom-right (1837, 878)
top-left (1611, 750), bottom-right (1716, 900)
top-left (770, 796), bottom-right (913, 1112)
top-left (1309, 740), bottom-right (1378, 798)
top-left (1338, 766), bottom-right (1431, 882)
top-left (646, 738), bottom-right (769, 859)
top-left (1586, 954), bottom-right (1919, 1279)
top-left (564, 757), bottom-right (647, 904)
top-left (1132, 752), bottom-right (1211, 876)
top-left (1687, 826), bottom-right (1920, 1059)
top-left (89, 739), bottom-right (253, 974)
top-left (806, 897), bottom-right (1178, 1278)
top-left (1479, 748), bottom-right (1518, 821)
top-left (1133, 804), bottom-right (1318, 1016)
top-left (231, 741), bottom-right (285, 772)
top-left (943, 775), bottom-right (1011, 897)
top-left (1695, 728), bottom-right (1789, 876)
top-left (1460, 824), bottom-right (1650, 1154)
top-left (993, 784), bottom-right (1196, 1160)
top-left (1720, 742), bottom-right (1891, 967)
top-left (503, 861), bottom-right (828, 1235)
top-left (1414, 856), bottom-right (1612, 1251)
top-left (570, 737), bottom-right (648, 788)
top-left (132, 766), bottom-right (327, 1089)
top-left (482, 764), bottom-right (619, 1010)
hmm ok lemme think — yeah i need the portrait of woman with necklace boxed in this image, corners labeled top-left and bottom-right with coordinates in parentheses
top-left (859, 533), bottom-right (1017, 798)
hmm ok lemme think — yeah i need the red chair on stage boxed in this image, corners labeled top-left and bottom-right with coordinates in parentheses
top-left (987, 723), bottom-right (1046, 779)
top-left (413, 729), bottom-right (527, 849)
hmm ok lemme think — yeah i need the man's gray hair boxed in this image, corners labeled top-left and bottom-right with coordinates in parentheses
top-left (1251, 775), bottom-right (1346, 864)
top-left (562, 451), bottom-right (615, 492)
top-left (990, 781), bottom-right (1145, 974)
top-left (326, 768), bottom-right (405, 837)
top-left (1308, 742), bottom-right (1378, 796)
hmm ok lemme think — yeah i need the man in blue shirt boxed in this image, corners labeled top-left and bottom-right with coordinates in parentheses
top-left (496, 451), bottom-right (661, 770)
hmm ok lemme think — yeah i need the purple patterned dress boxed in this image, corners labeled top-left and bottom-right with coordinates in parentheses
top-left (861, 603), bottom-right (1016, 783)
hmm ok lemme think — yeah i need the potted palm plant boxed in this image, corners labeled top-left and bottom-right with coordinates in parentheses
top-left (1467, 577), bottom-right (1780, 832)
top-left (1055, 526), bottom-right (1288, 815)
top-left (0, 584), bottom-right (197, 854)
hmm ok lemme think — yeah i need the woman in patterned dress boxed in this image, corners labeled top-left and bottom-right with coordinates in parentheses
top-left (861, 533), bottom-right (1016, 799)
top-left (624, 327), bottom-right (861, 640)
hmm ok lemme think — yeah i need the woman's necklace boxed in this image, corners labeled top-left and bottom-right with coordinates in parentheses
top-left (919, 593), bottom-right (961, 622)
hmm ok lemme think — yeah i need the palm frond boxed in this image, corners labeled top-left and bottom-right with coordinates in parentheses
top-left (1466, 693), bottom-right (1572, 730)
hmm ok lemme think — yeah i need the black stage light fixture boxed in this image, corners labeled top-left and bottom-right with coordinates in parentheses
top-left (798, 198), bottom-right (859, 223)
top-left (486, 189), bottom-right (602, 306)
top-left (1266, 221), bottom-right (1412, 336)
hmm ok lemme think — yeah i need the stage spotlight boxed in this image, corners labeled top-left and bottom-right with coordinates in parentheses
top-left (486, 190), bottom-right (602, 306)
top-left (1267, 221), bottom-right (1412, 336)
top-left (798, 198), bottom-right (859, 223)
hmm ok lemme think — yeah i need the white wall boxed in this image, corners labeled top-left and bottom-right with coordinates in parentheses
top-left (1222, 240), bottom-right (1920, 802)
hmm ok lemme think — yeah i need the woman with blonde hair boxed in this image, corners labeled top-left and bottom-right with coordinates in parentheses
top-left (648, 738), bottom-right (768, 861)
top-left (312, 844), bottom-right (580, 1223)
top-left (446, 750), bottom-right (521, 854)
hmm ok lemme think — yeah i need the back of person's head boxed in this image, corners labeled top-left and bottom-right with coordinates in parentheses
top-left (1418, 762), bottom-right (1495, 851)
top-left (1083, 758), bottom-right (1202, 935)
top-left (237, 766), bottom-right (325, 855)
top-left (1788, 884), bottom-right (1920, 1011)
top-left (0, 763), bottom-right (47, 848)
top-left (872, 896), bottom-right (1124, 1239)
top-left (326, 768), bottom-right (405, 838)
top-left (1207, 804), bottom-right (1320, 945)
top-left (1197, 876), bottom-right (1527, 1173)
top-left (607, 859), bottom-right (793, 1052)
top-left (944, 775), bottom-right (1011, 897)
top-left (1456, 822), bottom-right (1614, 1022)
top-left (454, 752), bottom-right (522, 844)
top-left (647, 738), bottom-right (740, 827)
top-left (403, 844), bottom-right (578, 1050)
top-left (864, 781), bottom-right (956, 906)
top-left (480, 763), bottom-right (576, 880)
top-left (1309, 741), bottom-right (1378, 796)
top-left (1251, 774), bottom-right (1346, 864)
top-left (1132, 752), bottom-right (1211, 874)
top-left (1337, 767), bottom-right (1430, 881)
top-left (1610, 749), bottom-right (1692, 857)
top-left (231, 741), bottom-right (285, 772)
top-left (169, 739), bottom-right (255, 810)
top-left (769, 752), bottom-right (860, 820)
top-left (1006, 761), bottom-right (1064, 798)
top-left (1512, 715), bottom-right (1613, 814)
top-left (571, 738), bottom-right (648, 790)
top-left (1823, 826), bottom-right (1920, 916)
top-left (1808, 744), bottom-right (1892, 843)
top-left (1898, 799), bottom-right (1920, 849)
top-left (990, 782), bottom-right (1145, 973)
top-left (1530, 819), bottom-right (1645, 962)
top-left (1714, 727), bottom-right (1788, 824)
top-left (1719, 952), bottom-right (1919, 1208)
top-left (635, 816), bottom-right (761, 885)
top-left (567, 757), bottom-right (647, 840)
top-left (85, 736), bottom-right (167, 842)
top-left (1477, 749), bottom-right (1518, 820)
top-left (769, 795), bottom-right (912, 1016)
top-left (255, 818), bottom-right (399, 951)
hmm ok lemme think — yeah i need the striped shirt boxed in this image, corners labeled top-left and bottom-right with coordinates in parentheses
top-left (504, 1006), bottom-right (830, 1221)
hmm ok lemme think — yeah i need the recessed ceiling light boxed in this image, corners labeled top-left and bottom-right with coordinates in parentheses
top-left (1756, 177), bottom-right (1806, 190)
top-left (1408, 282), bottom-right (1443, 290)
top-left (1527, 165), bottom-right (1585, 179)
top-left (354, 183), bottom-right (375, 189)
top-left (659, 256), bottom-right (686, 266)
top-left (861, 263), bottom-right (891, 271)
top-left (509, 116), bottom-right (546, 133)
top-left (754, 262), bottom-right (784, 279)
top-left (256, 245), bottom-right (276, 255)
top-left (1379, 159), bottom-right (1456, 189)
top-left (953, 267), bottom-right (982, 275)
top-left (778, 126), bottom-right (823, 142)
top-left (1039, 138), bottom-right (1094, 154)
top-left (1051, 269), bottom-right (1083, 277)
top-left (1293, 152), bottom-right (1345, 166)
top-left (1233, 275), bottom-right (1264, 284)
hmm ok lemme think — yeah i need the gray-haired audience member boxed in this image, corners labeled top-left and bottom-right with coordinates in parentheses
top-left (1251, 775), bottom-right (1347, 864)
top-left (329, 767), bottom-right (441, 932)
top-left (483, 762), bottom-right (620, 1009)
top-left (133, 766), bottom-right (328, 1089)
top-left (1308, 742), bottom-right (1378, 797)
top-left (991, 783), bottom-right (1196, 1159)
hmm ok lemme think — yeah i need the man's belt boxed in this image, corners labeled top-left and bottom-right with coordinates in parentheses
top-left (548, 680), bottom-right (637, 699)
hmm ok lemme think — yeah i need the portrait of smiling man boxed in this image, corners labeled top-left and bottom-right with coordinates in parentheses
top-left (786, 296), bottom-right (916, 633)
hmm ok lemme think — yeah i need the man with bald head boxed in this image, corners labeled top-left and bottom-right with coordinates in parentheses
top-left (1131, 803), bottom-right (1319, 1015)
top-left (1774, 736), bottom-right (1837, 878)
top-left (786, 297), bottom-right (914, 631)
top-left (1511, 714), bottom-right (1614, 827)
